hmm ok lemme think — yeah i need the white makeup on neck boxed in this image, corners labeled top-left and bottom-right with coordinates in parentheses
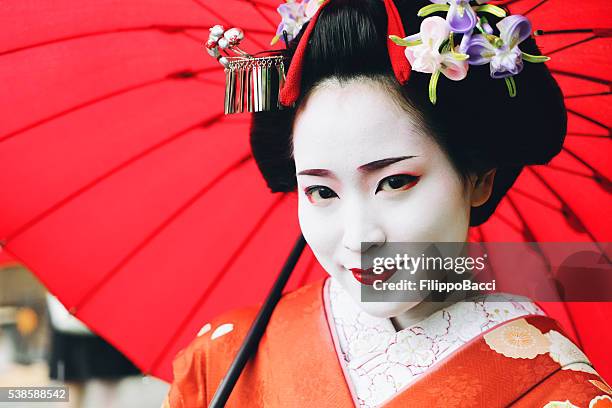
top-left (292, 77), bottom-right (480, 328)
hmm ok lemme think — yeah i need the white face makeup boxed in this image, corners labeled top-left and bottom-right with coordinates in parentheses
top-left (293, 78), bottom-right (475, 319)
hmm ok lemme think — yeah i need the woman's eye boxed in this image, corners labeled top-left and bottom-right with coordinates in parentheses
top-left (304, 186), bottom-right (338, 204)
top-left (376, 174), bottom-right (419, 193)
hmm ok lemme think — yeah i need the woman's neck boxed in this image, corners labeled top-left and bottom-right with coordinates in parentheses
top-left (389, 247), bottom-right (475, 331)
top-left (389, 299), bottom-right (456, 331)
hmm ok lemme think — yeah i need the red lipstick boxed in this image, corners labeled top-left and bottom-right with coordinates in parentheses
top-left (349, 266), bottom-right (397, 286)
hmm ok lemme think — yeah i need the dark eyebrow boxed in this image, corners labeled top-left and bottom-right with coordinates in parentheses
top-left (297, 156), bottom-right (418, 177)
top-left (357, 155), bottom-right (418, 173)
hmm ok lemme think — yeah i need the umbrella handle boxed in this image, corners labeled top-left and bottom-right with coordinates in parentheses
top-left (209, 233), bottom-right (307, 408)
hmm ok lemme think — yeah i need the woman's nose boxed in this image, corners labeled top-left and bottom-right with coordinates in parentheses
top-left (341, 204), bottom-right (386, 253)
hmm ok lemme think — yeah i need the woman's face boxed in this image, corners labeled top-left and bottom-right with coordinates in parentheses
top-left (292, 78), bottom-right (476, 318)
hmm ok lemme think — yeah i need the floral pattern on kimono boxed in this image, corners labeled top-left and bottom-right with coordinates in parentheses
top-left (325, 276), bottom-right (547, 407)
top-left (163, 277), bottom-right (610, 408)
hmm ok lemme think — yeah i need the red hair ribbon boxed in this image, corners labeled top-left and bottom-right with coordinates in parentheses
top-left (279, 0), bottom-right (412, 107)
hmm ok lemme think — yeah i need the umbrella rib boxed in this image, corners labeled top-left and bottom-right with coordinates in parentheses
top-left (565, 92), bottom-right (612, 99)
top-left (0, 26), bottom-right (228, 56)
top-left (512, 188), bottom-right (561, 213)
top-left (297, 251), bottom-right (319, 288)
top-left (245, 0), bottom-right (279, 30)
top-left (545, 165), bottom-right (595, 180)
top-left (546, 35), bottom-right (598, 56)
top-left (243, 0), bottom-right (278, 11)
top-left (537, 29), bottom-right (595, 35)
top-left (72, 153), bottom-right (256, 314)
top-left (552, 69), bottom-right (611, 87)
top-left (566, 108), bottom-right (610, 134)
top-left (190, 0), bottom-right (231, 26)
top-left (561, 147), bottom-right (611, 191)
top-left (189, 0), bottom-right (269, 50)
top-left (4, 114), bottom-right (225, 244)
top-left (0, 66), bottom-right (220, 145)
top-left (522, 0), bottom-right (548, 16)
top-left (194, 77), bottom-right (226, 87)
top-left (526, 167), bottom-right (599, 241)
top-left (561, 146), bottom-right (605, 177)
top-left (221, 117), bottom-right (253, 125)
top-left (1, 25), bottom-right (273, 56)
top-left (148, 192), bottom-right (288, 375)
top-left (566, 132), bottom-right (610, 139)
top-left (490, 209), bottom-right (525, 237)
top-left (179, 30), bottom-right (207, 44)
top-left (504, 194), bottom-right (538, 241)
top-left (498, 0), bottom-right (524, 7)
top-left (471, 226), bottom-right (485, 242)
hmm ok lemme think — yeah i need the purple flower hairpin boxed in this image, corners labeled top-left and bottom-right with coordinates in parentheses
top-left (418, 0), bottom-right (506, 34)
top-left (390, 0), bottom-right (550, 104)
top-left (271, 0), bottom-right (323, 45)
top-left (465, 14), bottom-right (550, 95)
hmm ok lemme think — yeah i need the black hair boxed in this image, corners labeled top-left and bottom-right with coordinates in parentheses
top-left (249, 0), bottom-right (567, 226)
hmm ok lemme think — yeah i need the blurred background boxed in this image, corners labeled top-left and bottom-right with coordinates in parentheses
top-left (0, 255), bottom-right (169, 408)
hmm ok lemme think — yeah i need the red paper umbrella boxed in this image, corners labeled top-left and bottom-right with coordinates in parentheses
top-left (0, 0), bottom-right (610, 385)
top-left (470, 0), bottom-right (612, 380)
top-left (0, 0), bottom-right (326, 381)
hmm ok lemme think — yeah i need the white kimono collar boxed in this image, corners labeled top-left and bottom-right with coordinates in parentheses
top-left (324, 276), bottom-right (545, 407)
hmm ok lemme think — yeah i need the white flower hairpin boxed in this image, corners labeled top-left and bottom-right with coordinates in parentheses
top-left (205, 25), bottom-right (247, 68)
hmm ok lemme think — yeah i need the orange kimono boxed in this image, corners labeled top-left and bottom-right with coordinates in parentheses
top-left (164, 277), bottom-right (611, 407)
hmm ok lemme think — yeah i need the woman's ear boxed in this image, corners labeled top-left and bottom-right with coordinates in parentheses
top-left (470, 169), bottom-right (497, 207)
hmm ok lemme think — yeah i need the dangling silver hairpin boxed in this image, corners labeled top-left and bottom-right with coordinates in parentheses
top-left (205, 25), bottom-right (287, 114)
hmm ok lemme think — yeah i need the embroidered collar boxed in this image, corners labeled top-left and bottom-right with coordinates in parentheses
top-left (324, 277), bottom-right (545, 407)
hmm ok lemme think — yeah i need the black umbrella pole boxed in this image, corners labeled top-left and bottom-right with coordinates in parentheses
top-left (209, 234), bottom-right (307, 408)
